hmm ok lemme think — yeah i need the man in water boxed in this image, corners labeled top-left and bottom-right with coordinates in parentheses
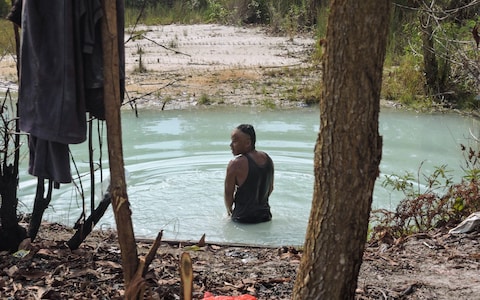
top-left (224, 124), bottom-right (274, 223)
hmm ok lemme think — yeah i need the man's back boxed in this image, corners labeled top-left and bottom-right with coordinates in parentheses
top-left (232, 153), bottom-right (273, 223)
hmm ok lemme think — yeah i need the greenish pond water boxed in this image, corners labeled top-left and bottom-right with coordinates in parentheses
top-left (17, 106), bottom-right (479, 246)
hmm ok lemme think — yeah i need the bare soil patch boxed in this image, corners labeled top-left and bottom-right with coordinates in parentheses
top-left (123, 24), bottom-right (319, 109)
top-left (1, 223), bottom-right (479, 299)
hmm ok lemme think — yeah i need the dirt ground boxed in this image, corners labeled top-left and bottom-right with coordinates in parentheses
top-left (1, 24), bottom-right (480, 299)
top-left (120, 23), bottom-right (319, 110)
top-left (1, 222), bottom-right (479, 299)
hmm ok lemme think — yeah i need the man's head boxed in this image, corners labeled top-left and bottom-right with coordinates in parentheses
top-left (237, 124), bottom-right (256, 148)
top-left (230, 124), bottom-right (256, 155)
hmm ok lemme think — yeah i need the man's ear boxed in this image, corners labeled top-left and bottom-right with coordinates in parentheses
top-left (246, 138), bottom-right (252, 150)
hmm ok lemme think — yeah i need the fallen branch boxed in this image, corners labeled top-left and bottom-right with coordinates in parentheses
top-left (66, 192), bottom-right (112, 250)
top-left (141, 35), bottom-right (191, 57)
top-left (122, 80), bottom-right (177, 107)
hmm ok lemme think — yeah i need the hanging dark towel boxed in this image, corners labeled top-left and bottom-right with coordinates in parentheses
top-left (19, 0), bottom-right (87, 145)
top-left (28, 136), bottom-right (72, 184)
top-left (6, 0), bottom-right (22, 27)
top-left (79, 0), bottom-right (126, 120)
top-left (14, 0), bottom-right (125, 184)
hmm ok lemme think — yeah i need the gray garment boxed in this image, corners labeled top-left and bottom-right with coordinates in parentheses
top-left (17, 0), bottom-right (124, 183)
top-left (19, 0), bottom-right (87, 145)
top-left (28, 136), bottom-right (72, 184)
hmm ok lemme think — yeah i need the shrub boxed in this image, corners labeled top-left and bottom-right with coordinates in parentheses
top-left (370, 146), bottom-right (480, 242)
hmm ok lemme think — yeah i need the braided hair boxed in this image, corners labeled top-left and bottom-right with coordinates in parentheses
top-left (237, 124), bottom-right (256, 150)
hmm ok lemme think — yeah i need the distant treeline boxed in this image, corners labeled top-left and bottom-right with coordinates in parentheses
top-left (124, 0), bottom-right (328, 28)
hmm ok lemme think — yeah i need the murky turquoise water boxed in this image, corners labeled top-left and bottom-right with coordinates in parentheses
top-left (17, 106), bottom-right (480, 246)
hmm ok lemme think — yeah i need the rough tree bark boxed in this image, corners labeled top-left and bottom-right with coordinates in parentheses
top-left (101, 0), bottom-right (139, 287)
top-left (293, 1), bottom-right (391, 299)
top-left (103, 2), bottom-right (164, 297)
top-left (420, 14), bottom-right (440, 96)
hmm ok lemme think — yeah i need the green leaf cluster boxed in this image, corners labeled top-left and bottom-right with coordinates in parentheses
top-left (371, 146), bottom-right (480, 242)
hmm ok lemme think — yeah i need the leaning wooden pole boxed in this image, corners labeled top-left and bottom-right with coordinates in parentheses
top-left (101, 0), bottom-right (139, 287)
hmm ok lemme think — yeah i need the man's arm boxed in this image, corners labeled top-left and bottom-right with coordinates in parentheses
top-left (268, 155), bottom-right (274, 196)
top-left (224, 160), bottom-right (237, 216)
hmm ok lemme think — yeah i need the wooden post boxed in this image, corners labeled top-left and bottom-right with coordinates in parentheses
top-left (180, 252), bottom-right (193, 300)
top-left (101, 0), bottom-right (139, 287)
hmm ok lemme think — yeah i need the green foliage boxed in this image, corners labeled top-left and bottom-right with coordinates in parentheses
top-left (0, 19), bottom-right (16, 56)
top-left (384, 1), bottom-right (480, 109)
top-left (0, 0), bottom-right (9, 18)
top-left (382, 53), bottom-right (430, 108)
top-left (371, 146), bottom-right (480, 242)
top-left (205, 0), bottom-right (230, 24)
top-left (125, 1), bottom-right (207, 26)
top-left (314, 5), bottom-right (328, 40)
top-left (203, 0), bottom-right (271, 25)
top-left (198, 93), bottom-right (211, 105)
top-left (4, 1), bottom-right (479, 111)
top-left (261, 98), bottom-right (275, 109)
top-left (125, 0), bottom-right (320, 31)
top-left (283, 4), bottom-right (304, 38)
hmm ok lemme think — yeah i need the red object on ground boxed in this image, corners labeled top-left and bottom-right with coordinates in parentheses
top-left (203, 292), bottom-right (257, 300)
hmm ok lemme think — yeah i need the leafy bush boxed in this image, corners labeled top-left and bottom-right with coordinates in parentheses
top-left (0, 0), bottom-right (9, 18)
top-left (382, 53), bottom-right (428, 107)
top-left (0, 19), bottom-right (16, 57)
top-left (205, 0), bottom-right (230, 24)
top-left (370, 146), bottom-right (480, 242)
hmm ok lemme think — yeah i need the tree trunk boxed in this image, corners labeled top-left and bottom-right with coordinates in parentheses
top-left (28, 178), bottom-right (53, 241)
top-left (421, 14), bottom-right (440, 96)
top-left (0, 13), bottom-right (25, 252)
top-left (293, 1), bottom-right (390, 299)
top-left (0, 165), bottom-right (26, 252)
top-left (102, 0), bottom-right (139, 287)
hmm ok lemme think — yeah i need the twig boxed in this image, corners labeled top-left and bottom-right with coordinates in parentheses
top-left (141, 35), bottom-right (191, 57)
top-left (142, 230), bottom-right (163, 276)
top-left (124, 0), bottom-right (148, 45)
top-left (122, 80), bottom-right (177, 106)
top-left (469, 127), bottom-right (480, 142)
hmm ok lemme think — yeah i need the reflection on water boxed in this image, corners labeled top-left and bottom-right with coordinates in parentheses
top-left (17, 106), bottom-right (480, 246)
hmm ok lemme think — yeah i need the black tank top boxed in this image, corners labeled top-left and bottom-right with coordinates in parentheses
top-left (232, 153), bottom-right (273, 223)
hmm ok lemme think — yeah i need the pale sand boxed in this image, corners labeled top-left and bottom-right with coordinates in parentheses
top-left (0, 24), bottom-right (318, 109)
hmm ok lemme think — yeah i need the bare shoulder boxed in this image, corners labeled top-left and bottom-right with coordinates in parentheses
top-left (251, 151), bottom-right (270, 166)
top-left (228, 155), bottom-right (247, 169)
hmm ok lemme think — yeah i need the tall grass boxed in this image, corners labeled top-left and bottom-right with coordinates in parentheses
top-left (0, 19), bottom-right (16, 57)
top-left (382, 53), bottom-right (428, 108)
top-left (125, 0), bottom-right (323, 33)
top-left (125, 2), bottom-right (207, 26)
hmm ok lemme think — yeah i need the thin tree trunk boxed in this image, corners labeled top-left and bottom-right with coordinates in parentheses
top-left (66, 192), bottom-right (111, 250)
top-left (421, 14), bottom-right (440, 96)
top-left (28, 178), bottom-right (53, 241)
top-left (101, 0), bottom-right (139, 287)
top-left (0, 1), bottom-right (26, 252)
top-left (293, 0), bottom-right (390, 299)
top-left (0, 164), bottom-right (25, 251)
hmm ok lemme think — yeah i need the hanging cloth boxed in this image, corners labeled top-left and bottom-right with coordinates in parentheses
top-left (19, 0), bottom-right (87, 145)
top-left (14, 0), bottom-right (125, 184)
